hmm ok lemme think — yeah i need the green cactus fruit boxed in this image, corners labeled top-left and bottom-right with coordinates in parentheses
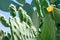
top-left (0, 14), bottom-right (10, 27)
top-left (9, 4), bottom-right (16, 17)
top-left (18, 7), bottom-right (33, 27)
top-left (0, 14), bottom-right (4, 20)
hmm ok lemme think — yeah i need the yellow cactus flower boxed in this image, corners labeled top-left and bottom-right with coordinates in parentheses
top-left (47, 5), bottom-right (54, 12)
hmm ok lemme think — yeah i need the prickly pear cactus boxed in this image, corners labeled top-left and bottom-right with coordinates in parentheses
top-left (41, 14), bottom-right (56, 40)
top-left (40, 0), bottom-right (56, 40)
top-left (0, 4), bottom-right (38, 40)
top-left (33, 0), bottom-right (56, 40)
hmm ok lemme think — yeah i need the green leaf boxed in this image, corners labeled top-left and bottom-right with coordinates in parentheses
top-left (41, 0), bottom-right (48, 17)
top-left (41, 14), bottom-right (56, 40)
top-left (16, 0), bottom-right (25, 4)
top-left (41, 0), bottom-right (48, 8)
top-left (53, 7), bottom-right (60, 24)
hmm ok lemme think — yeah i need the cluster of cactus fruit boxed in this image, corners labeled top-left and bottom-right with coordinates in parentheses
top-left (0, 4), bottom-right (39, 40)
